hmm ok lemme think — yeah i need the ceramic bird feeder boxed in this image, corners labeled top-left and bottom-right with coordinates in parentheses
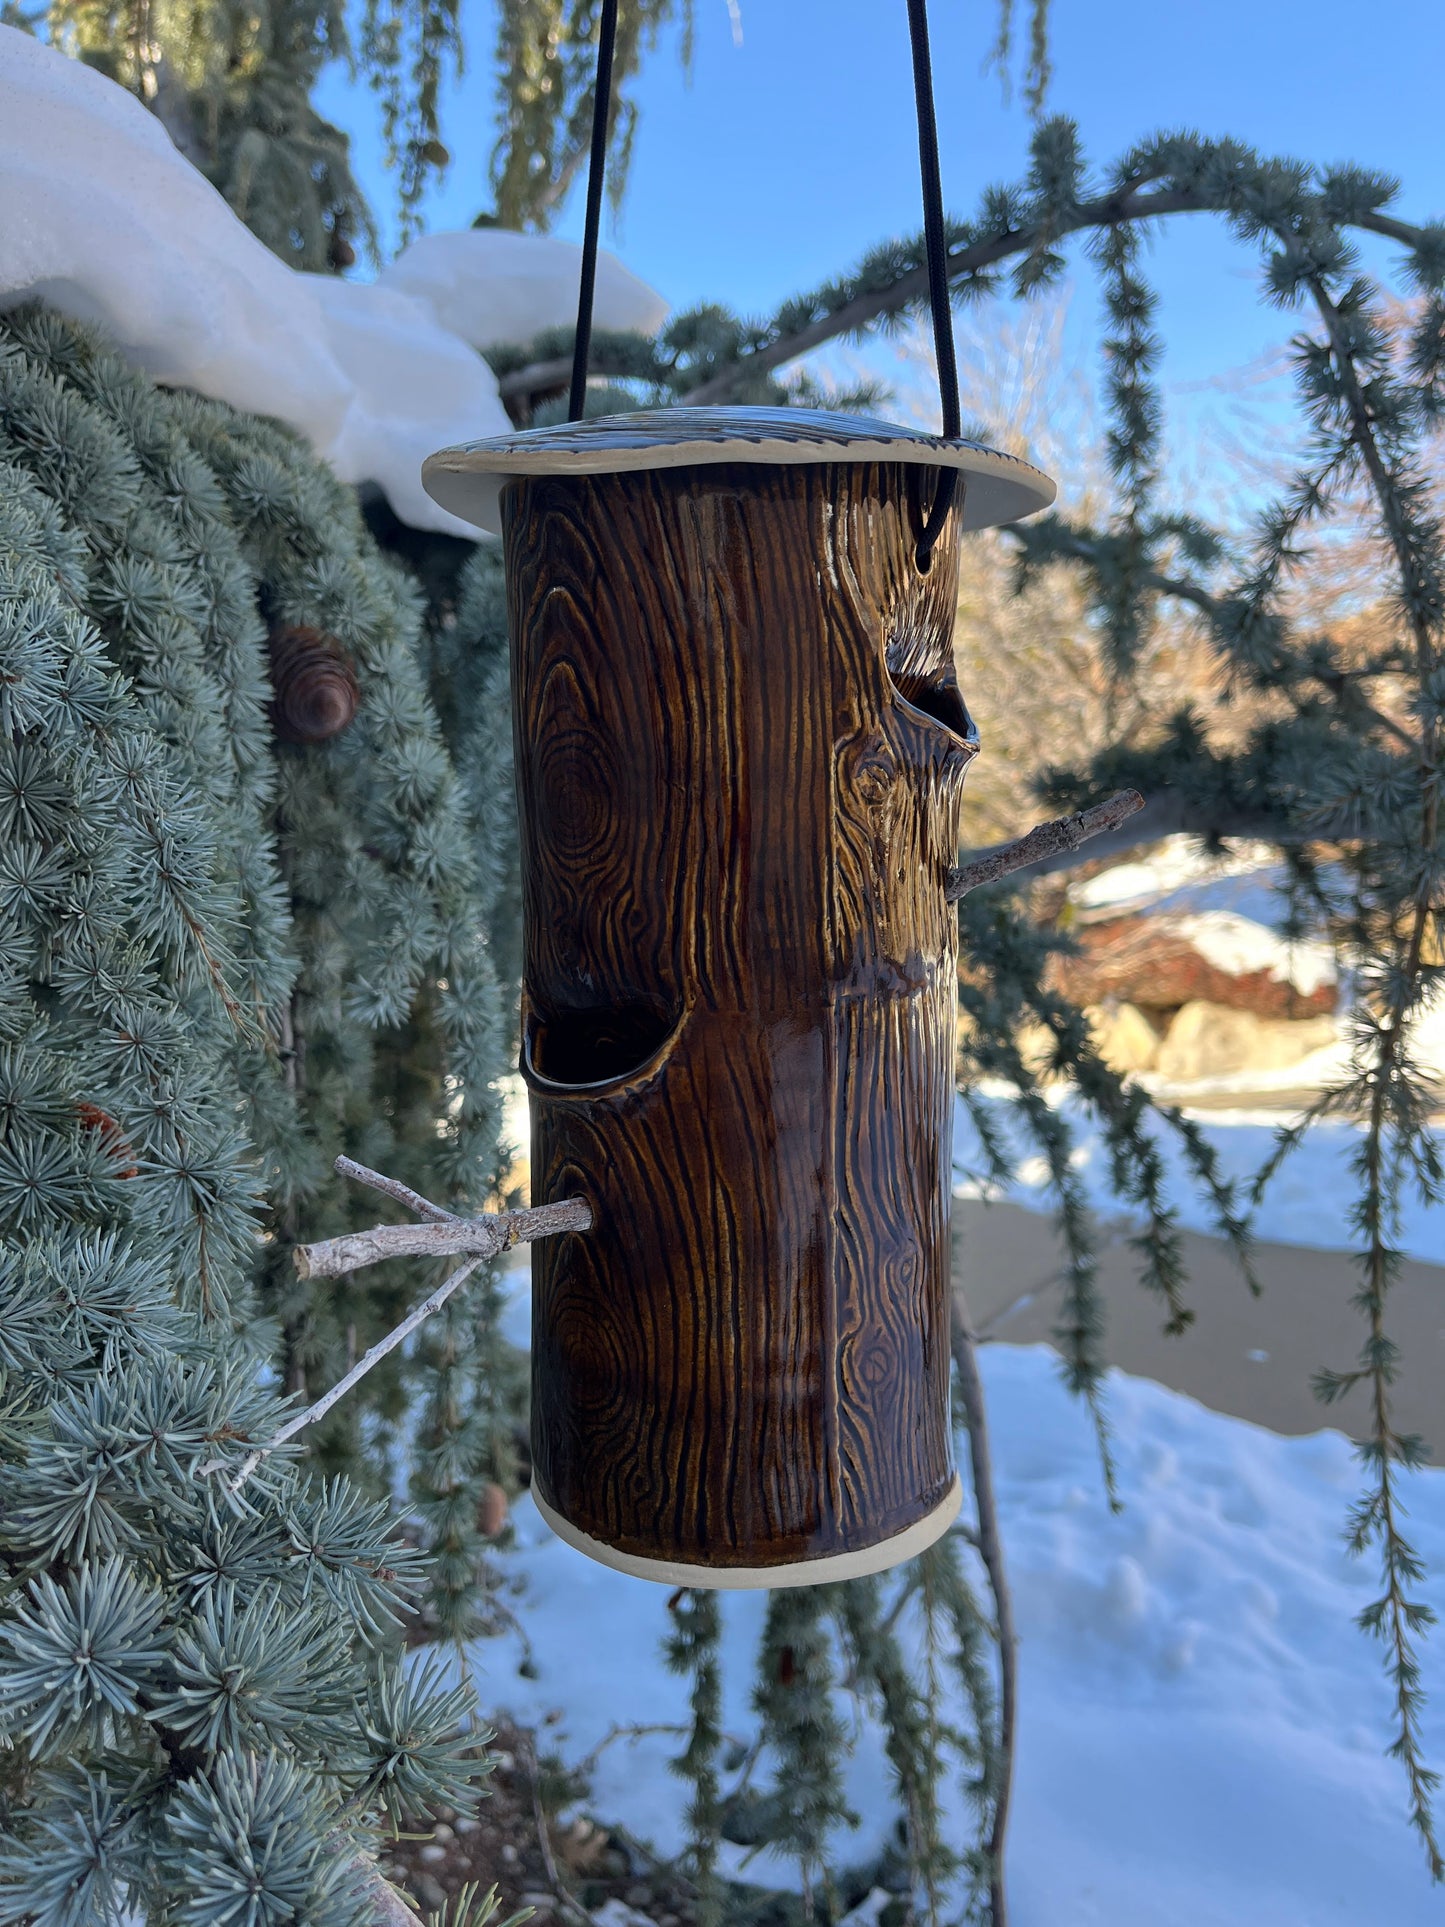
top-left (423, 407), bottom-right (1054, 1586)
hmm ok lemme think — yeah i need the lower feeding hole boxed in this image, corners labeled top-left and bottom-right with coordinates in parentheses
top-left (528, 999), bottom-right (677, 1087)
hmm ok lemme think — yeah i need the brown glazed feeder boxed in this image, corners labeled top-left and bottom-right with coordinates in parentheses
top-left (423, 406), bottom-right (1054, 1587)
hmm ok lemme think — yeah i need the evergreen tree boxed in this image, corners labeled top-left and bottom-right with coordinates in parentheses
top-left (0, 444), bottom-right (484, 1925)
top-left (0, 300), bottom-right (534, 1918)
top-left (33, 0), bottom-right (696, 261)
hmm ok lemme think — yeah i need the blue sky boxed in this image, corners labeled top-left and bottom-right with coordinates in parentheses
top-left (319, 0), bottom-right (1445, 499)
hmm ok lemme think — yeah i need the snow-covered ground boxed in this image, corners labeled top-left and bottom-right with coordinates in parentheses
top-left (472, 1345), bottom-right (1445, 1926)
top-left (477, 1083), bottom-right (1445, 1926)
top-left (953, 1087), bottom-right (1445, 1264)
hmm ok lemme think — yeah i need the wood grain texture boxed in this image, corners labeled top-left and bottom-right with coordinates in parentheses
top-left (508, 459), bottom-right (974, 1574)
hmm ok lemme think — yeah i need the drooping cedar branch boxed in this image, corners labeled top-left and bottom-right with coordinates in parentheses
top-left (1025, 525), bottom-right (1422, 756)
top-left (678, 186), bottom-right (1435, 409)
top-left (948, 1280), bottom-right (1017, 1927)
top-left (1302, 272), bottom-right (1444, 1876)
top-left (945, 788), bottom-right (1144, 899)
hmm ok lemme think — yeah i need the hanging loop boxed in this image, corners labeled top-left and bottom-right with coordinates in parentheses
top-left (569, 0), bottom-right (963, 570)
top-left (568, 0), bottom-right (620, 422)
top-left (906, 0), bottom-right (962, 571)
top-left (908, 463), bottom-right (959, 577)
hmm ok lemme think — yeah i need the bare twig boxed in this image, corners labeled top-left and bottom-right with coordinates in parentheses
top-left (214, 1256), bottom-right (484, 1490)
top-left (203, 1158), bottom-right (594, 1492)
top-left (346, 1853), bottom-right (423, 1927)
top-left (295, 1198), bottom-right (592, 1278)
top-left (573, 1722), bottom-right (693, 1779)
top-left (945, 789), bottom-right (1144, 900)
top-left (518, 1732), bottom-right (594, 1927)
top-left (948, 1284), bottom-right (1018, 1927)
top-left (335, 1154), bottom-right (459, 1223)
top-left (521, 1730), bottom-right (565, 1893)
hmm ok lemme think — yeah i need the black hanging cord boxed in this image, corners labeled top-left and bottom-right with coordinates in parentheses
top-left (905, 0), bottom-right (961, 570)
top-left (568, 0), bottom-right (620, 422)
top-left (570, 0), bottom-right (960, 569)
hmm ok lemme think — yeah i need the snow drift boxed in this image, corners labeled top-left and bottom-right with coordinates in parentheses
top-left (0, 25), bottom-right (668, 535)
top-left (476, 1284), bottom-right (1445, 1927)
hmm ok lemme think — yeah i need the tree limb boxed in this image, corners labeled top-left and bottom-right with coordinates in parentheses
top-left (497, 355), bottom-right (575, 404)
top-left (1130, 572), bottom-right (1418, 754)
top-left (682, 184), bottom-right (1219, 405)
top-left (673, 188), bottom-right (1435, 410)
top-left (958, 787), bottom-right (1315, 884)
top-left (491, 177), bottom-right (1437, 430)
top-left (949, 1281), bottom-right (1017, 1927)
top-left (946, 790), bottom-right (1144, 899)
top-left (1038, 533), bottom-right (1422, 755)
top-left (147, 56), bottom-right (210, 171)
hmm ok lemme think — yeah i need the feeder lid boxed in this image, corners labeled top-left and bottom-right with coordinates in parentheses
top-left (423, 404), bottom-right (1056, 537)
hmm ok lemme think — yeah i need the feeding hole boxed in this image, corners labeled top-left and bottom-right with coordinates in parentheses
top-left (526, 999), bottom-right (679, 1089)
top-left (887, 664), bottom-right (978, 749)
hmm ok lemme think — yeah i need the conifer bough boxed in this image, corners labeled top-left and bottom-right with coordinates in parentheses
top-left (0, 305), bottom-right (510, 1927)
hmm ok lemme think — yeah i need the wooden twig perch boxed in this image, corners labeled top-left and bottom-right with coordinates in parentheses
top-left (204, 1158), bottom-right (592, 1492)
top-left (944, 788), bottom-right (1145, 902)
top-left (295, 1198), bottom-right (592, 1279)
top-left (333, 1151), bottom-right (458, 1222)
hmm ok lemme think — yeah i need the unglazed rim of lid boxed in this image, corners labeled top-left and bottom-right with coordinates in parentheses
top-left (422, 404), bottom-right (1056, 536)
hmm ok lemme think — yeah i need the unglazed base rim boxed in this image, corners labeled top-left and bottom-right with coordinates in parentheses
top-left (530, 1476), bottom-right (964, 1590)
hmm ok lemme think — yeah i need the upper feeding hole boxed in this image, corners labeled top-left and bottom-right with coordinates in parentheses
top-left (885, 655), bottom-right (978, 749)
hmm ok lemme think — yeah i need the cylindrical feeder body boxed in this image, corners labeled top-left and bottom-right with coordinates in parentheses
top-left (423, 409), bottom-right (1055, 1586)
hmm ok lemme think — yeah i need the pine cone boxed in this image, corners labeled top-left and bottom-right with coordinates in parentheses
top-left (476, 1481), bottom-right (509, 1538)
top-left (268, 624), bottom-right (361, 745)
top-left (76, 1101), bottom-right (138, 1178)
